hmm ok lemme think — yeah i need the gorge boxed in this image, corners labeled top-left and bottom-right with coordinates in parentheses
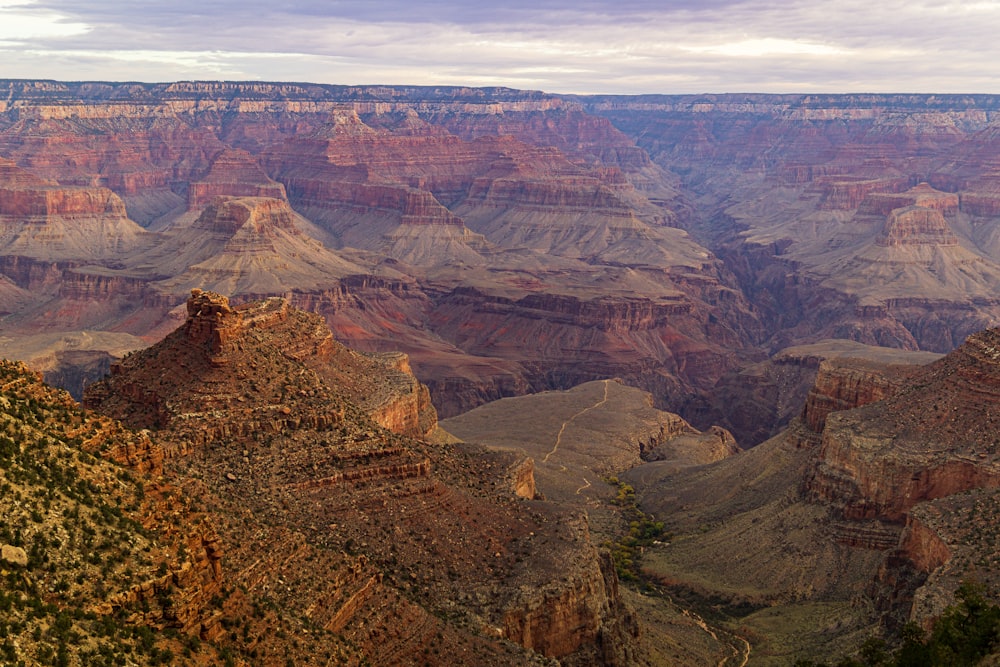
top-left (4, 80), bottom-right (1000, 663)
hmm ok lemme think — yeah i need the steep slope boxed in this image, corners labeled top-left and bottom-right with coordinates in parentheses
top-left (0, 158), bottom-right (152, 261)
top-left (0, 360), bottom-right (233, 665)
top-left (615, 326), bottom-right (1000, 661)
top-left (808, 327), bottom-right (1000, 521)
top-left (135, 196), bottom-right (368, 297)
top-left (690, 340), bottom-right (942, 447)
top-left (83, 290), bottom-right (644, 665)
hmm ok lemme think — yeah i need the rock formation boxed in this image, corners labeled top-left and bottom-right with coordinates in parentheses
top-left (83, 290), bottom-right (642, 664)
top-left (0, 81), bottom-right (766, 429)
top-left (808, 327), bottom-right (1000, 521)
top-left (690, 340), bottom-right (941, 447)
top-left (615, 324), bottom-right (1000, 659)
top-left (14, 79), bottom-right (1000, 662)
top-left (0, 157), bottom-right (152, 260)
top-left (585, 94), bottom-right (1000, 357)
top-left (801, 357), bottom-right (928, 433)
top-left (187, 148), bottom-right (286, 209)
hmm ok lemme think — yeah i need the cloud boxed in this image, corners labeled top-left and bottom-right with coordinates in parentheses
top-left (3, 0), bottom-right (1000, 93)
top-left (679, 39), bottom-right (846, 58)
top-left (0, 0), bottom-right (87, 41)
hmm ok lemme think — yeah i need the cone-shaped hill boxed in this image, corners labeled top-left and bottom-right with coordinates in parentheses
top-left (132, 197), bottom-right (368, 297)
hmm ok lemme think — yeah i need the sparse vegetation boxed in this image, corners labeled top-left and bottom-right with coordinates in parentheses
top-left (603, 476), bottom-right (670, 582)
top-left (796, 582), bottom-right (1000, 667)
top-left (0, 360), bottom-right (204, 666)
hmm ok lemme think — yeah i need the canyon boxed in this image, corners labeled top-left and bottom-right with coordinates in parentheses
top-left (5, 80), bottom-right (1000, 663)
top-left (4, 84), bottom-right (1000, 444)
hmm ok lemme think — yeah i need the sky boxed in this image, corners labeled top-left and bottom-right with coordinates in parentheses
top-left (2, 0), bottom-right (1000, 95)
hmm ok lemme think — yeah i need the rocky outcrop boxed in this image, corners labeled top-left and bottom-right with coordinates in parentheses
top-left (101, 529), bottom-right (225, 639)
top-left (191, 196), bottom-right (297, 236)
top-left (100, 425), bottom-right (165, 475)
top-left (858, 183), bottom-right (960, 218)
top-left (87, 290), bottom-right (436, 437)
top-left (505, 456), bottom-right (537, 500)
top-left (359, 352), bottom-right (439, 437)
top-left (1, 544), bottom-right (28, 567)
top-left (84, 288), bottom-right (636, 664)
top-left (182, 287), bottom-right (243, 358)
top-left (807, 328), bottom-right (1000, 521)
top-left (0, 183), bottom-right (126, 217)
top-left (801, 358), bottom-right (923, 433)
top-left (817, 177), bottom-right (910, 211)
top-left (893, 512), bottom-right (951, 576)
top-left (0, 159), bottom-right (151, 260)
top-left (503, 547), bottom-right (639, 664)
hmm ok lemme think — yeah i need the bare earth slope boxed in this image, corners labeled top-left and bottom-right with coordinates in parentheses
top-left (442, 378), bottom-right (742, 664)
top-left (443, 379), bottom-right (737, 503)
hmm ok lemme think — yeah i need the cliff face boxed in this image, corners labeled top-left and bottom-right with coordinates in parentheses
top-left (187, 148), bottom-right (286, 208)
top-left (807, 328), bottom-right (1000, 521)
top-left (801, 358), bottom-right (922, 433)
top-left (618, 327), bottom-right (1000, 653)
top-left (503, 547), bottom-right (639, 663)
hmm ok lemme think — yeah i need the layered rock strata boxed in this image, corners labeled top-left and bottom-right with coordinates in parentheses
top-left (187, 148), bottom-right (286, 208)
top-left (808, 328), bottom-right (1000, 521)
top-left (0, 81), bottom-right (760, 430)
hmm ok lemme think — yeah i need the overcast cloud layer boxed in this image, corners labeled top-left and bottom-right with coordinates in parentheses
top-left (2, 0), bottom-right (999, 94)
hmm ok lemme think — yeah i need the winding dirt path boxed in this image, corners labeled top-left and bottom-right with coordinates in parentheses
top-left (542, 379), bottom-right (611, 464)
top-left (680, 608), bottom-right (750, 667)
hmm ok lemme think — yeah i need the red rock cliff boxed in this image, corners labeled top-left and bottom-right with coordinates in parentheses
top-left (807, 328), bottom-right (1000, 521)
